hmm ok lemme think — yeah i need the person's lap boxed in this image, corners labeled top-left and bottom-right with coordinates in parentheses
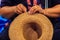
top-left (0, 16), bottom-right (11, 40)
top-left (0, 27), bottom-right (10, 40)
top-left (52, 22), bottom-right (60, 40)
top-left (52, 29), bottom-right (60, 40)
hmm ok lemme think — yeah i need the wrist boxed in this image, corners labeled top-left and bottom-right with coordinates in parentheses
top-left (42, 9), bottom-right (48, 15)
top-left (11, 6), bottom-right (17, 13)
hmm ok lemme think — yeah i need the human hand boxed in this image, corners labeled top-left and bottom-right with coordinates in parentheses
top-left (28, 5), bottom-right (43, 14)
top-left (15, 4), bottom-right (27, 14)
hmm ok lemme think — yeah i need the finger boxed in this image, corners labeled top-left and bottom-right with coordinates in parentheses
top-left (16, 7), bottom-right (23, 14)
top-left (16, 4), bottom-right (27, 14)
top-left (28, 6), bottom-right (36, 14)
top-left (34, 7), bottom-right (41, 13)
top-left (20, 4), bottom-right (27, 12)
top-left (29, 5), bottom-right (40, 14)
top-left (33, 9), bottom-right (39, 13)
top-left (17, 4), bottom-right (22, 12)
top-left (37, 6), bottom-right (43, 13)
top-left (34, 5), bottom-right (43, 13)
top-left (16, 9), bottom-right (23, 14)
top-left (28, 9), bottom-right (34, 14)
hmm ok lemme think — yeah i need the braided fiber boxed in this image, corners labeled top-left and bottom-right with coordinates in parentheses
top-left (9, 13), bottom-right (53, 40)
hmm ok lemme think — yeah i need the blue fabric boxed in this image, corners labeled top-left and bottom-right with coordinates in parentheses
top-left (52, 29), bottom-right (60, 40)
top-left (0, 25), bottom-right (10, 40)
top-left (0, 16), bottom-right (11, 33)
top-left (0, 16), bottom-right (10, 40)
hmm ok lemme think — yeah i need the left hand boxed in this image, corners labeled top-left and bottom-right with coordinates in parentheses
top-left (28, 5), bottom-right (43, 14)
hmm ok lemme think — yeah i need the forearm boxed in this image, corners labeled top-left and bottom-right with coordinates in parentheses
top-left (0, 6), bottom-right (16, 18)
top-left (43, 5), bottom-right (60, 18)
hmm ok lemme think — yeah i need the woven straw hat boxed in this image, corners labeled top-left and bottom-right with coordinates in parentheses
top-left (9, 13), bottom-right (53, 40)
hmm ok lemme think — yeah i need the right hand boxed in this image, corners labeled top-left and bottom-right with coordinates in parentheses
top-left (15, 4), bottom-right (27, 14)
top-left (28, 5), bottom-right (43, 14)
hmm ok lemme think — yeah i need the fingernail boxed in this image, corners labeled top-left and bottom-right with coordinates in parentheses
top-left (28, 11), bottom-right (30, 14)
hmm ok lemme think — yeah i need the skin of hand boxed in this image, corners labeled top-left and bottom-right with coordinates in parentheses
top-left (41, 5), bottom-right (60, 18)
top-left (28, 5), bottom-right (43, 14)
top-left (0, 4), bottom-right (27, 18)
top-left (15, 4), bottom-right (27, 14)
top-left (28, 4), bottom-right (60, 18)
